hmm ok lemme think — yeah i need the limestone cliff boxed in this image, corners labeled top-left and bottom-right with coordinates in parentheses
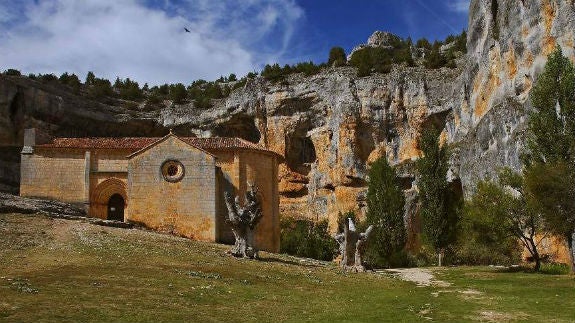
top-left (450, 0), bottom-right (575, 195)
top-left (1, 0), bottom-right (573, 229)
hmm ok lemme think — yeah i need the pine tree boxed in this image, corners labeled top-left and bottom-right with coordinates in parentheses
top-left (524, 46), bottom-right (575, 272)
top-left (85, 71), bottom-right (95, 85)
top-left (364, 156), bottom-right (406, 268)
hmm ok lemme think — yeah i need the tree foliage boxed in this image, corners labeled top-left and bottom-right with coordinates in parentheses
top-left (416, 127), bottom-right (458, 256)
top-left (524, 46), bottom-right (575, 271)
top-left (168, 83), bottom-right (187, 104)
top-left (280, 218), bottom-right (337, 261)
top-left (363, 156), bottom-right (407, 267)
top-left (328, 47), bottom-right (347, 67)
top-left (460, 169), bottom-right (543, 269)
top-left (3, 69), bottom-right (21, 76)
top-left (114, 77), bottom-right (143, 101)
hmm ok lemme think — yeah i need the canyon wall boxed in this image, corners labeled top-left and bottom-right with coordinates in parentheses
top-left (1, 0), bottom-right (574, 229)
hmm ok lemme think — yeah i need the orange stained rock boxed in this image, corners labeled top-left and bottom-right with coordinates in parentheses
top-left (505, 48), bottom-right (518, 79)
top-left (543, 36), bottom-right (557, 56)
top-left (542, 0), bottom-right (556, 34)
top-left (523, 51), bottom-right (535, 68)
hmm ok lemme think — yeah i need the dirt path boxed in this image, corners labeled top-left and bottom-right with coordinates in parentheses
top-left (381, 268), bottom-right (451, 287)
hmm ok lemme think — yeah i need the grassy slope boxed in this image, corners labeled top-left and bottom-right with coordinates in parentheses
top-left (0, 213), bottom-right (574, 323)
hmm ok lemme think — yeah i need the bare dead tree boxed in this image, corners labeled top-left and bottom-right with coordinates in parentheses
top-left (224, 184), bottom-right (263, 259)
top-left (334, 218), bottom-right (373, 272)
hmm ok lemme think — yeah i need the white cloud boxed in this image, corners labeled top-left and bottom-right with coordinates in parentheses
top-left (447, 0), bottom-right (470, 13)
top-left (0, 0), bottom-right (304, 85)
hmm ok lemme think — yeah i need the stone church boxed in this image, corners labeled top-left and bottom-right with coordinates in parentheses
top-left (19, 128), bottom-right (282, 252)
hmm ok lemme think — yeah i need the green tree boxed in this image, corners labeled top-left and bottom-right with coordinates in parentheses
top-left (3, 69), bottom-right (21, 76)
top-left (169, 83), bottom-right (187, 103)
top-left (363, 156), bottom-right (406, 268)
top-left (524, 46), bottom-right (575, 271)
top-left (87, 77), bottom-right (114, 98)
top-left (85, 71), bottom-right (96, 85)
top-left (462, 169), bottom-right (543, 269)
top-left (59, 72), bottom-right (81, 92)
top-left (328, 47), bottom-right (347, 67)
top-left (424, 41), bottom-right (447, 69)
top-left (416, 127), bottom-right (457, 266)
top-left (416, 38), bottom-right (432, 50)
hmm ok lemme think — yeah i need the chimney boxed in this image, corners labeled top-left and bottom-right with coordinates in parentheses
top-left (21, 128), bottom-right (51, 154)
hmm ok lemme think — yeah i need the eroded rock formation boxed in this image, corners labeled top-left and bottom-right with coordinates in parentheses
top-left (1, 0), bottom-right (573, 232)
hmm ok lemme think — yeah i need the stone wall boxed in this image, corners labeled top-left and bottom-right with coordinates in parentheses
top-left (239, 151), bottom-right (280, 253)
top-left (127, 136), bottom-right (217, 241)
top-left (213, 150), bottom-right (280, 253)
top-left (20, 148), bottom-right (86, 204)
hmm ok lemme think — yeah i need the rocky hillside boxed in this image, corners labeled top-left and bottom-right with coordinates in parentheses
top-left (1, 0), bottom-right (574, 228)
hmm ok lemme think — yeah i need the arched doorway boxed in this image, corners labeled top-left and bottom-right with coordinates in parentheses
top-left (107, 194), bottom-right (125, 221)
top-left (90, 177), bottom-right (128, 221)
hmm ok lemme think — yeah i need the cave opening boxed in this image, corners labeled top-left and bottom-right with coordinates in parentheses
top-left (212, 114), bottom-right (261, 143)
top-left (285, 135), bottom-right (316, 176)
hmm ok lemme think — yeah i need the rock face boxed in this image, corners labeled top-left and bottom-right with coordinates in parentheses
top-left (1, 0), bottom-right (573, 230)
top-left (348, 31), bottom-right (403, 58)
top-left (451, 0), bottom-right (575, 195)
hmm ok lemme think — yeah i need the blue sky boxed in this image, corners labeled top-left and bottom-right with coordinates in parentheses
top-left (0, 0), bottom-right (469, 85)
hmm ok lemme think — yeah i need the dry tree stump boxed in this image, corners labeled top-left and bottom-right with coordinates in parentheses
top-left (224, 184), bottom-right (263, 259)
top-left (334, 218), bottom-right (373, 272)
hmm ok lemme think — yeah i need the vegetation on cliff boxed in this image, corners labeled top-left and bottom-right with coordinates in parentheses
top-left (1, 30), bottom-right (466, 109)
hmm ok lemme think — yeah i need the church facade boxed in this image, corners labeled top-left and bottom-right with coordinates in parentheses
top-left (20, 128), bottom-right (282, 252)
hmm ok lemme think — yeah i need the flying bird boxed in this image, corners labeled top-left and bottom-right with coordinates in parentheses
top-left (184, 27), bottom-right (190, 33)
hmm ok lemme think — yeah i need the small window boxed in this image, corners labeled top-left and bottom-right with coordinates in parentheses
top-left (161, 160), bottom-right (185, 183)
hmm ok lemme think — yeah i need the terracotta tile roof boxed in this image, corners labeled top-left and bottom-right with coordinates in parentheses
top-left (38, 137), bottom-right (159, 149)
top-left (36, 136), bottom-right (282, 158)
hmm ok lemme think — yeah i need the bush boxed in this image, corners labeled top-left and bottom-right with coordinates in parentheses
top-left (169, 83), bottom-right (187, 103)
top-left (540, 262), bottom-right (570, 275)
top-left (4, 69), bottom-right (21, 76)
top-left (328, 47), bottom-right (347, 67)
top-left (453, 190), bottom-right (522, 266)
top-left (87, 77), bottom-right (114, 98)
top-left (280, 218), bottom-right (337, 261)
top-left (39, 73), bottom-right (58, 83)
top-left (59, 72), bottom-right (81, 92)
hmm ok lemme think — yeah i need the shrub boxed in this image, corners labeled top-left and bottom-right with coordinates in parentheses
top-left (540, 262), bottom-right (570, 275)
top-left (169, 83), bottom-right (187, 103)
top-left (87, 77), bottom-right (114, 98)
top-left (453, 182), bottom-right (523, 266)
top-left (328, 47), bottom-right (347, 67)
top-left (4, 69), bottom-right (21, 76)
top-left (280, 218), bottom-right (337, 261)
top-left (39, 73), bottom-right (58, 83)
top-left (59, 72), bottom-right (81, 92)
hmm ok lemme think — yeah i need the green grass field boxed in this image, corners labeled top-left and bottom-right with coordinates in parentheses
top-left (1, 213), bottom-right (573, 322)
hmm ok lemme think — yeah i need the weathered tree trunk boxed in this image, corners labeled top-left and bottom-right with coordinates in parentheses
top-left (224, 185), bottom-right (262, 259)
top-left (334, 218), bottom-right (373, 272)
top-left (438, 250), bottom-right (443, 267)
